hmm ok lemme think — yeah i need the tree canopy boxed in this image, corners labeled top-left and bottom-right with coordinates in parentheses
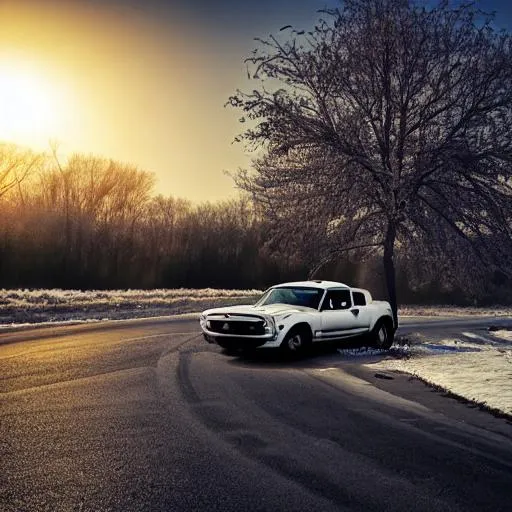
top-left (230, 0), bottom-right (512, 323)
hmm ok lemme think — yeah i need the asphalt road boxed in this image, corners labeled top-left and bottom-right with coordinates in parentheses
top-left (1, 316), bottom-right (512, 511)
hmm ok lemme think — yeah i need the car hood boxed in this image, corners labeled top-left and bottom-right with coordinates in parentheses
top-left (202, 303), bottom-right (314, 318)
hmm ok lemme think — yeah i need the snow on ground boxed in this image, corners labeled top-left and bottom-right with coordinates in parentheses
top-left (492, 329), bottom-right (512, 342)
top-left (337, 329), bottom-right (512, 417)
top-left (0, 288), bottom-right (262, 325)
top-left (399, 305), bottom-right (512, 317)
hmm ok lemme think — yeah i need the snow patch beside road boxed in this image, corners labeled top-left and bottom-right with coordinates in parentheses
top-left (355, 330), bottom-right (512, 417)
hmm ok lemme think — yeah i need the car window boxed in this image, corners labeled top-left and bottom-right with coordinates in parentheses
top-left (256, 287), bottom-right (324, 309)
top-left (353, 291), bottom-right (366, 306)
top-left (321, 289), bottom-right (352, 310)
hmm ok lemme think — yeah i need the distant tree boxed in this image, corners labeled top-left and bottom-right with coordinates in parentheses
top-left (0, 140), bottom-right (311, 289)
top-left (34, 153), bottom-right (155, 287)
top-left (230, 0), bottom-right (512, 324)
top-left (0, 144), bottom-right (40, 200)
top-left (0, 144), bottom-right (43, 282)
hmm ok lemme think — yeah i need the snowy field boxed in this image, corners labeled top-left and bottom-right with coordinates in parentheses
top-left (0, 288), bottom-right (262, 325)
top-left (398, 305), bottom-right (512, 317)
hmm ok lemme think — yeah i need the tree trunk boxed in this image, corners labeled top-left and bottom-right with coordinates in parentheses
top-left (383, 222), bottom-right (398, 328)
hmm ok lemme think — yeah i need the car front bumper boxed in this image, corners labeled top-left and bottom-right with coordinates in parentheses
top-left (201, 329), bottom-right (284, 349)
top-left (200, 313), bottom-right (284, 348)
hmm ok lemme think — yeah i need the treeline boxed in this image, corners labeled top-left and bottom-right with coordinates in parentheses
top-left (0, 144), bottom-right (510, 304)
top-left (0, 145), bottom-right (305, 290)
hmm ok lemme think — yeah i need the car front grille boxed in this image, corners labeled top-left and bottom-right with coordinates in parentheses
top-left (208, 319), bottom-right (266, 335)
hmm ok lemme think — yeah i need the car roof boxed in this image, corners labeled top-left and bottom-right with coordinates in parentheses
top-left (272, 280), bottom-right (350, 290)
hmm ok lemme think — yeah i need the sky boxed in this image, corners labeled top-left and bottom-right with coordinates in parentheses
top-left (0, 0), bottom-right (511, 202)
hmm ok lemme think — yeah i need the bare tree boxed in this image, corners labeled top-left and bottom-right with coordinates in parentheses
top-left (0, 143), bottom-right (41, 200)
top-left (230, 0), bottom-right (512, 323)
top-left (34, 152), bottom-right (155, 285)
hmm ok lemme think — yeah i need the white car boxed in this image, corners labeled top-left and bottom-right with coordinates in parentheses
top-left (200, 280), bottom-right (396, 354)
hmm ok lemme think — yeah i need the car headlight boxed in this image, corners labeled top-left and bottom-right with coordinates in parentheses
top-left (263, 317), bottom-right (276, 334)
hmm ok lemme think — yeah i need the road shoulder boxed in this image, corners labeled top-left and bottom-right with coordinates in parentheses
top-left (340, 361), bottom-right (512, 439)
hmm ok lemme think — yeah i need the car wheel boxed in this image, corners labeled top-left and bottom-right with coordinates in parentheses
top-left (371, 320), bottom-right (393, 350)
top-left (281, 327), bottom-right (311, 355)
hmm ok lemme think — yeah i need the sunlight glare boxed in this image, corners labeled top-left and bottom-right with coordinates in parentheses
top-left (0, 60), bottom-right (62, 146)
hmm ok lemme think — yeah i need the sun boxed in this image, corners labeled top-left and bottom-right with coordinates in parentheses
top-left (0, 59), bottom-right (62, 147)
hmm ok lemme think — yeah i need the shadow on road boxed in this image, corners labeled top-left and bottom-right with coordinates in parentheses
top-left (224, 338), bottom-right (386, 369)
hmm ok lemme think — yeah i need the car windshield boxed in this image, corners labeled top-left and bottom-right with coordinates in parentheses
top-left (256, 287), bottom-right (324, 310)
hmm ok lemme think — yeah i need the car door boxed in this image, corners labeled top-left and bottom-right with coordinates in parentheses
top-left (319, 289), bottom-right (368, 340)
top-left (351, 290), bottom-right (372, 331)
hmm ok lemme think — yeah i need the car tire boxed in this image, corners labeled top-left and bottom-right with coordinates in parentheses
top-left (370, 320), bottom-right (393, 350)
top-left (280, 327), bottom-right (311, 356)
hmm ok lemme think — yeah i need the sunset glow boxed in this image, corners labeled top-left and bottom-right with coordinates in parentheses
top-left (1, 0), bottom-right (509, 201)
top-left (0, 0), bottom-right (339, 200)
top-left (0, 60), bottom-right (64, 147)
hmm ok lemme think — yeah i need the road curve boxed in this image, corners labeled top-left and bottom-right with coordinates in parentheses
top-left (1, 316), bottom-right (511, 511)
